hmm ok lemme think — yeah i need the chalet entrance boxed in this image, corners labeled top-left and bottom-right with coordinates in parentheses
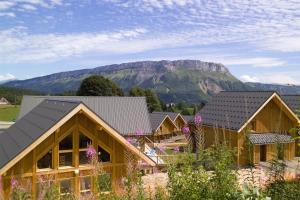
top-left (260, 145), bottom-right (267, 162)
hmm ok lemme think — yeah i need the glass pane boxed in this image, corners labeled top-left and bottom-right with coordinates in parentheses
top-left (59, 152), bottom-right (73, 167)
top-left (79, 133), bottom-right (92, 149)
top-left (37, 150), bottom-right (52, 169)
top-left (98, 146), bottom-right (110, 162)
top-left (97, 173), bottom-right (112, 192)
top-left (60, 179), bottom-right (73, 194)
top-left (80, 176), bottom-right (91, 191)
top-left (79, 151), bottom-right (89, 165)
top-left (59, 134), bottom-right (73, 150)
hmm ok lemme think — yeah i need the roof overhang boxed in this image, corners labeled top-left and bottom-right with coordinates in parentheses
top-left (248, 133), bottom-right (294, 145)
top-left (0, 103), bottom-right (156, 175)
top-left (238, 93), bottom-right (300, 133)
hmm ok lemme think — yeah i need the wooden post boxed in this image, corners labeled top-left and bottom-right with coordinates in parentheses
top-left (32, 149), bottom-right (37, 199)
top-left (112, 140), bottom-right (116, 191)
top-left (74, 115), bottom-right (80, 197)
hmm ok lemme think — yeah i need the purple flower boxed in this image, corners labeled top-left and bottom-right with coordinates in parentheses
top-left (126, 138), bottom-right (133, 144)
top-left (194, 114), bottom-right (202, 126)
top-left (86, 145), bottom-right (97, 159)
top-left (173, 146), bottom-right (180, 153)
top-left (182, 125), bottom-right (190, 135)
top-left (135, 129), bottom-right (144, 136)
top-left (10, 178), bottom-right (18, 189)
top-left (159, 146), bottom-right (166, 153)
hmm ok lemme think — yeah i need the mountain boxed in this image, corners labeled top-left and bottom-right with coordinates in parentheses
top-left (246, 82), bottom-right (300, 94)
top-left (3, 60), bottom-right (251, 104)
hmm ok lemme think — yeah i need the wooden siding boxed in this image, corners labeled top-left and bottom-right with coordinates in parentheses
top-left (1, 113), bottom-right (138, 199)
top-left (203, 98), bottom-right (298, 166)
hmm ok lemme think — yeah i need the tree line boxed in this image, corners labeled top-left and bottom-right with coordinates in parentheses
top-left (76, 75), bottom-right (204, 114)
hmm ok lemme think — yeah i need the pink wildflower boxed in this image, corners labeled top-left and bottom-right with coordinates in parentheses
top-left (135, 129), bottom-right (144, 136)
top-left (86, 145), bottom-right (97, 159)
top-left (159, 146), bottom-right (166, 153)
top-left (10, 178), bottom-right (18, 189)
top-left (182, 125), bottom-right (190, 135)
top-left (173, 146), bottom-right (180, 153)
top-left (126, 138), bottom-right (133, 144)
top-left (194, 114), bottom-right (202, 126)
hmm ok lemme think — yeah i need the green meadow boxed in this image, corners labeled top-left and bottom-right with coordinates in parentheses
top-left (0, 105), bottom-right (20, 122)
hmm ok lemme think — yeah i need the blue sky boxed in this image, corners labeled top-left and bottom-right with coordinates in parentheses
top-left (0, 0), bottom-right (300, 85)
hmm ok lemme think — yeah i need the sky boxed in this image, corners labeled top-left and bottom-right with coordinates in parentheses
top-left (0, 0), bottom-right (300, 85)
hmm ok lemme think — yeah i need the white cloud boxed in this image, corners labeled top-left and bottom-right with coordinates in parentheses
top-left (240, 73), bottom-right (299, 85)
top-left (261, 37), bottom-right (300, 52)
top-left (0, 0), bottom-right (64, 16)
top-left (0, 73), bottom-right (16, 82)
top-left (0, 1), bottom-right (15, 11)
top-left (21, 4), bottom-right (37, 11)
top-left (220, 57), bottom-right (285, 68)
top-left (0, 12), bottom-right (16, 17)
top-left (240, 75), bottom-right (260, 83)
top-left (0, 27), bottom-right (150, 63)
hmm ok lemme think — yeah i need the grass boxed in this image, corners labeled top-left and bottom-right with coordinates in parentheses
top-left (0, 105), bottom-right (20, 122)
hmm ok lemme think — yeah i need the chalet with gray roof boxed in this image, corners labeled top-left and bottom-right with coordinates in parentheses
top-left (0, 98), bottom-right (156, 198)
top-left (198, 91), bottom-right (299, 166)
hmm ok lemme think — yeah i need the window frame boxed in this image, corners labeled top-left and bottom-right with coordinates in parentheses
top-left (58, 132), bottom-right (74, 168)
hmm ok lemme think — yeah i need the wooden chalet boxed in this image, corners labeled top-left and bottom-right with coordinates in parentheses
top-left (152, 112), bottom-right (187, 132)
top-left (0, 97), bottom-right (10, 105)
top-left (0, 97), bottom-right (156, 199)
top-left (198, 91), bottom-right (299, 166)
top-left (149, 112), bottom-right (178, 142)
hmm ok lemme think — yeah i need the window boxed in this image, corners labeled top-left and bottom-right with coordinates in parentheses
top-left (59, 134), bottom-right (73, 167)
top-left (37, 150), bottom-right (52, 169)
top-left (98, 146), bottom-right (110, 163)
top-left (80, 176), bottom-right (92, 196)
top-left (79, 133), bottom-right (92, 165)
top-left (36, 180), bottom-right (55, 198)
top-left (59, 179), bottom-right (73, 196)
top-left (97, 173), bottom-right (112, 192)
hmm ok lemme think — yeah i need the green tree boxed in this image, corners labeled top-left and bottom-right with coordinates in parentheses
top-left (129, 87), bottom-right (162, 112)
top-left (77, 75), bottom-right (124, 96)
top-left (128, 86), bottom-right (145, 96)
top-left (144, 89), bottom-right (162, 112)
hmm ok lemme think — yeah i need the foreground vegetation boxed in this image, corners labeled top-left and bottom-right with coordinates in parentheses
top-left (0, 105), bottom-right (20, 122)
top-left (3, 142), bottom-right (300, 200)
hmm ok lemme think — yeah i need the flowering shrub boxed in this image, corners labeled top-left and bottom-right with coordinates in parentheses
top-left (194, 114), bottom-right (202, 126)
top-left (86, 144), bottom-right (97, 159)
top-left (182, 125), bottom-right (190, 135)
top-left (173, 146), bottom-right (180, 153)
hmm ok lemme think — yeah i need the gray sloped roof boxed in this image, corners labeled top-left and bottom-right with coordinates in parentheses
top-left (281, 95), bottom-right (300, 116)
top-left (0, 99), bottom-right (80, 169)
top-left (199, 91), bottom-right (276, 131)
top-left (152, 112), bottom-right (179, 121)
top-left (19, 96), bottom-right (152, 136)
top-left (248, 133), bottom-right (294, 145)
top-left (183, 115), bottom-right (194, 123)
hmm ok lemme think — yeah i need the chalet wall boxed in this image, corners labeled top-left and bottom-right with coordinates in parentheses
top-left (174, 117), bottom-right (185, 131)
top-left (154, 118), bottom-right (176, 140)
top-left (1, 113), bottom-right (135, 199)
top-left (253, 99), bottom-right (295, 133)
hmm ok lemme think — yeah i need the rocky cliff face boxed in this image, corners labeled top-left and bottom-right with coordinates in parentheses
top-left (4, 60), bottom-right (250, 103)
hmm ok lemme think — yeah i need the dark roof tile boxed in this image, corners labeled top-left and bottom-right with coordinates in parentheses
top-left (199, 91), bottom-right (275, 130)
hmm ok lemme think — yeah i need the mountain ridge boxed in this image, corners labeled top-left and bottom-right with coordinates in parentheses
top-left (5, 60), bottom-right (298, 104)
